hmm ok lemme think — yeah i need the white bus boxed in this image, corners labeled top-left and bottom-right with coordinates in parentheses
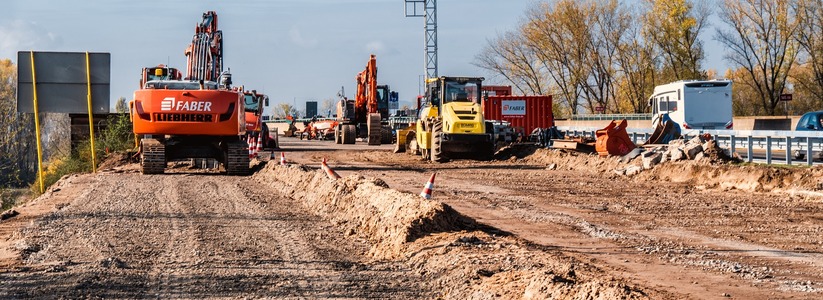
top-left (649, 79), bottom-right (734, 131)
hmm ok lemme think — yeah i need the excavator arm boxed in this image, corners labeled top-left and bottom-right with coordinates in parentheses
top-left (353, 54), bottom-right (378, 124)
top-left (184, 11), bottom-right (223, 82)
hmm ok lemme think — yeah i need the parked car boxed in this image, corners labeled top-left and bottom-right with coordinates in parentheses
top-left (795, 111), bottom-right (823, 131)
top-left (793, 111), bottom-right (823, 160)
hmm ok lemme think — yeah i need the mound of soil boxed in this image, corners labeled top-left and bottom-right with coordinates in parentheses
top-left (96, 152), bottom-right (134, 170)
top-left (515, 145), bottom-right (823, 195)
top-left (252, 162), bottom-right (659, 299)
top-left (253, 163), bottom-right (478, 259)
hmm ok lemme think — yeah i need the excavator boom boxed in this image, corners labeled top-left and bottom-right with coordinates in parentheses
top-left (185, 11), bottom-right (223, 82)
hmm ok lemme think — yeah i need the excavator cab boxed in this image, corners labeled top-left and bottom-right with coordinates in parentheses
top-left (141, 65), bottom-right (182, 88)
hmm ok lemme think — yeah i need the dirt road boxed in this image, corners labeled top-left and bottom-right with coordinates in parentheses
top-left (1, 136), bottom-right (821, 299)
top-left (0, 171), bottom-right (426, 298)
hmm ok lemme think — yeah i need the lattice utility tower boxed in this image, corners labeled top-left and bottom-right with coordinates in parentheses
top-left (404, 0), bottom-right (437, 80)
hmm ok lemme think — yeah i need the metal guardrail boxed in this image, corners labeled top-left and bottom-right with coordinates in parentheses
top-left (557, 126), bottom-right (823, 166)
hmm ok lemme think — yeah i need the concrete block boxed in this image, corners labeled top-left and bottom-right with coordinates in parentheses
top-left (684, 144), bottom-right (704, 160)
top-left (643, 151), bottom-right (663, 169)
top-left (668, 139), bottom-right (685, 147)
top-left (625, 165), bottom-right (643, 176)
top-left (669, 148), bottom-right (686, 161)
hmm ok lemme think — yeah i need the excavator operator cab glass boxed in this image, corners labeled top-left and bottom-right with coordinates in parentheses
top-left (244, 94), bottom-right (259, 113)
top-left (147, 67), bottom-right (169, 82)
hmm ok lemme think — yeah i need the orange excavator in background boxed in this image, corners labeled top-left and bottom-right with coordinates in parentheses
top-left (335, 54), bottom-right (395, 145)
top-left (130, 11), bottom-right (249, 175)
top-left (242, 90), bottom-right (274, 148)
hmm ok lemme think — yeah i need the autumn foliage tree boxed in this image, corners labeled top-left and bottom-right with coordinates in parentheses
top-left (0, 59), bottom-right (37, 187)
top-left (475, 0), bottom-right (709, 115)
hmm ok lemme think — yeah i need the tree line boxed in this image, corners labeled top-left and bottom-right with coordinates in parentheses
top-left (475, 0), bottom-right (823, 117)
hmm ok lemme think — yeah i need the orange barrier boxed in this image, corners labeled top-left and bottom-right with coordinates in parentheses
top-left (595, 119), bottom-right (636, 157)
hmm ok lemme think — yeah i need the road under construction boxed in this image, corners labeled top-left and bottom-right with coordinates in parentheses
top-left (1, 136), bottom-right (823, 299)
top-left (3, 6), bottom-right (823, 300)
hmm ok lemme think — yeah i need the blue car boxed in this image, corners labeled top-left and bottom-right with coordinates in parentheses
top-left (793, 111), bottom-right (823, 160)
top-left (796, 111), bottom-right (823, 131)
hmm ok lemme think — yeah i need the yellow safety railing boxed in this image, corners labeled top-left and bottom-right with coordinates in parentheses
top-left (29, 51), bottom-right (44, 193)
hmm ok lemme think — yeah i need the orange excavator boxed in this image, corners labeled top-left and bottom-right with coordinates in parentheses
top-left (130, 11), bottom-right (248, 175)
top-left (335, 54), bottom-right (394, 145)
top-left (242, 89), bottom-right (274, 148)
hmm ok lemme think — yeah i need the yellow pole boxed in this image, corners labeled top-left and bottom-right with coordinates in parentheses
top-left (29, 51), bottom-right (45, 194)
top-left (85, 52), bottom-right (97, 173)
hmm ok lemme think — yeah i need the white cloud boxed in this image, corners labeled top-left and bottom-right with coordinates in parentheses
top-left (288, 26), bottom-right (318, 48)
top-left (0, 20), bottom-right (63, 61)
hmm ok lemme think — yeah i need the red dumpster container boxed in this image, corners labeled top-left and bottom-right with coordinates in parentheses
top-left (483, 95), bottom-right (554, 135)
top-left (482, 85), bottom-right (512, 96)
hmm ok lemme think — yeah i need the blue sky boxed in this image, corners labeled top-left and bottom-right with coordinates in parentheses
top-left (1, 0), bottom-right (728, 115)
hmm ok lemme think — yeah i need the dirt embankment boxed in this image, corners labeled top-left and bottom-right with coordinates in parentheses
top-left (506, 145), bottom-right (823, 196)
top-left (253, 162), bottom-right (661, 299)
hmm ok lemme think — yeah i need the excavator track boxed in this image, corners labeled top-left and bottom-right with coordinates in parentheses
top-left (226, 141), bottom-right (250, 176)
top-left (367, 113), bottom-right (382, 145)
top-left (141, 139), bottom-right (166, 174)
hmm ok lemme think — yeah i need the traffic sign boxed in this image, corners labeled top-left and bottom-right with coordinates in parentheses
top-left (780, 94), bottom-right (792, 101)
top-left (595, 106), bottom-right (605, 112)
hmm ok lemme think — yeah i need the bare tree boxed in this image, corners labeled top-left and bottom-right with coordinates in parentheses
top-left (474, 31), bottom-right (546, 95)
top-left (615, 11), bottom-right (659, 113)
top-left (320, 98), bottom-right (335, 118)
top-left (716, 0), bottom-right (800, 115)
top-left (793, 0), bottom-right (823, 101)
top-left (522, 0), bottom-right (591, 114)
top-left (643, 0), bottom-right (710, 81)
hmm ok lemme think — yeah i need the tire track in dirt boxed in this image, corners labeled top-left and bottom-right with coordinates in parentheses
top-left (0, 172), bottom-right (428, 298)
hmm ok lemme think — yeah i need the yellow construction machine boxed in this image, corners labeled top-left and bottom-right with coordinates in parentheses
top-left (394, 76), bottom-right (495, 162)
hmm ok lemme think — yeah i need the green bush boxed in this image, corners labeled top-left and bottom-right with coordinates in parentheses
top-left (97, 113), bottom-right (135, 154)
top-left (27, 113), bottom-right (134, 196)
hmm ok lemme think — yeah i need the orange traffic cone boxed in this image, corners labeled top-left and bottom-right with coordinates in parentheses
top-left (248, 136), bottom-right (254, 159)
top-left (255, 134), bottom-right (263, 155)
top-left (419, 173), bottom-right (436, 199)
top-left (280, 152), bottom-right (287, 166)
top-left (321, 157), bottom-right (341, 180)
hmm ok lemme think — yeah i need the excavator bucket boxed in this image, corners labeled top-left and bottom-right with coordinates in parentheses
top-left (595, 119), bottom-right (636, 157)
top-left (646, 114), bottom-right (681, 145)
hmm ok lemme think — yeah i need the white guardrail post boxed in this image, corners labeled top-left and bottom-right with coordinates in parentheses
top-left (785, 136), bottom-right (792, 165)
